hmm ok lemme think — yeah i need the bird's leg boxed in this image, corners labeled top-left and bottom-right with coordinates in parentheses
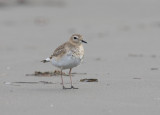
top-left (69, 68), bottom-right (73, 86)
top-left (69, 68), bottom-right (78, 89)
top-left (60, 69), bottom-right (65, 89)
top-left (61, 69), bottom-right (72, 89)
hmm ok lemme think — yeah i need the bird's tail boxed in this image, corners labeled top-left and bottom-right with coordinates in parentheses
top-left (41, 58), bottom-right (50, 63)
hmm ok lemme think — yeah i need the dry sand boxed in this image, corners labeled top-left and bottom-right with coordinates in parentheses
top-left (1, 0), bottom-right (160, 115)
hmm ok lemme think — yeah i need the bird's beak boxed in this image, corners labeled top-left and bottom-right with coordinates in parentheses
top-left (81, 40), bottom-right (87, 43)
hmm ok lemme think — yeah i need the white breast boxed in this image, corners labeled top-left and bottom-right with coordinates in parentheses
top-left (51, 51), bottom-right (82, 70)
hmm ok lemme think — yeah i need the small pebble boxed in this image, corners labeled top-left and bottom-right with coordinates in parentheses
top-left (4, 82), bottom-right (12, 85)
top-left (50, 104), bottom-right (54, 108)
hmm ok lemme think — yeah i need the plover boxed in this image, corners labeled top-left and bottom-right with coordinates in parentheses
top-left (41, 34), bottom-right (87, 89)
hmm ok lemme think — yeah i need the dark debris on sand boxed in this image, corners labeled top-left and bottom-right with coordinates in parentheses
top-left (26, 70), bottom-right (67, 77)
top-left (80, 78), bottom-right (98, 82)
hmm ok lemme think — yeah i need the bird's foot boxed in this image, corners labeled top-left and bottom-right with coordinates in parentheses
top-left (63, 86), bottom-right (68, 89)
top-left (62, 86), bottom-right (72, 89)
top-left (62, 86), bottom-right (78, 89)
top-left (71, 85), bottom-right (78, 89)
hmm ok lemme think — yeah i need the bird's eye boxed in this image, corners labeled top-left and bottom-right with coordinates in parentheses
top-left (74, 37), bottom-right (77, 39)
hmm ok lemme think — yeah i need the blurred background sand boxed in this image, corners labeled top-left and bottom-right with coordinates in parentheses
top-left (0, 0), bottom-right (160, 115)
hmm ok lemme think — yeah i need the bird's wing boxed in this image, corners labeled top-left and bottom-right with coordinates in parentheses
top-left (50, 42), bottom-right (67, 59)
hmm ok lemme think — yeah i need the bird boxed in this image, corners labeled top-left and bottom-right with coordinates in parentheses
top-left (41, 34), bottom-right (87, 89)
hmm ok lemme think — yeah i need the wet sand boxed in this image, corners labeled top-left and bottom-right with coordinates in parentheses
top-left (1, 0), bottom-right (160, 115)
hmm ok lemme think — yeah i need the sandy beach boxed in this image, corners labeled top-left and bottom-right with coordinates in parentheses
top-left (0, 0), bottom-right (160, 115)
